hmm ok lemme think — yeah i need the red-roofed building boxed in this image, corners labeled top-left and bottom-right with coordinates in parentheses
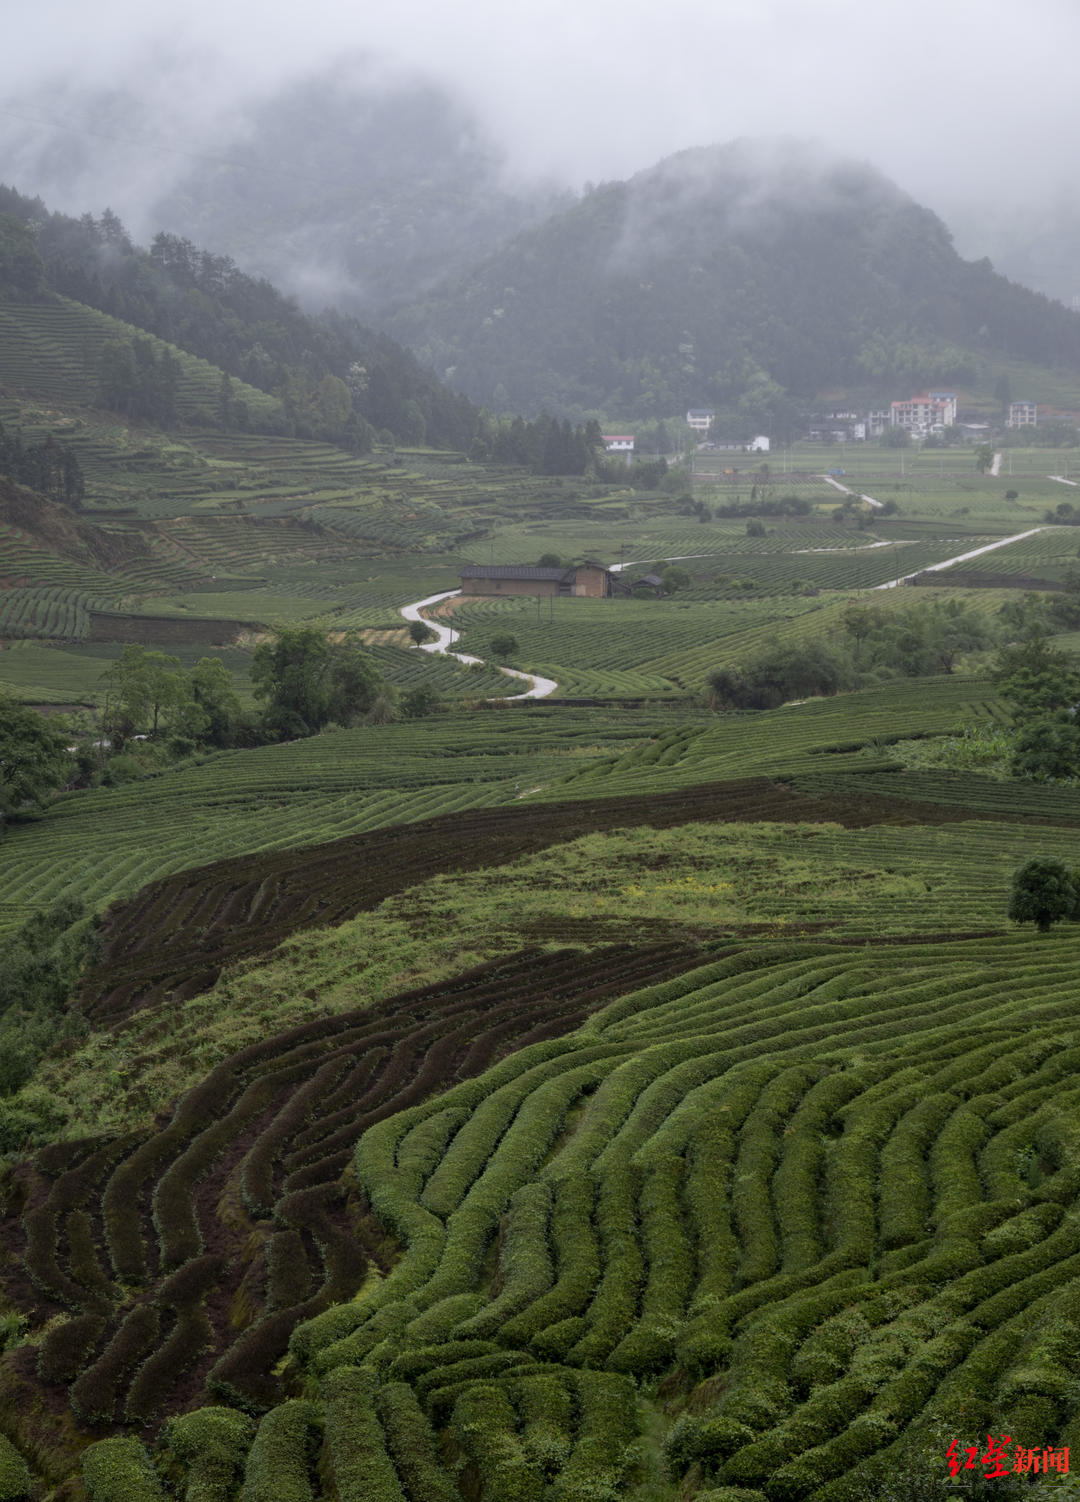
top-left (890, 392), bottom-right (957, 435)
top-left (602, 434), bottom-right (635, 464)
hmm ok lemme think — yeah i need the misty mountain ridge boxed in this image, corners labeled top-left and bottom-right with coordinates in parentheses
top-left (0, 63), bottom-right (570, 319)
top-left (386, 139), bottom-right (1080, 425)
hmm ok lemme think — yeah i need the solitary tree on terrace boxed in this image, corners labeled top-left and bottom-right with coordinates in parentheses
top-left (1008, 858), bottom-right (1077, 932)
top-left (489, 633), bottom-right (518, 662)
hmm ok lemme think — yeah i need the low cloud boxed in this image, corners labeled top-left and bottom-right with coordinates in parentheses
top-left (2, 0), bottom-right (1078, 282)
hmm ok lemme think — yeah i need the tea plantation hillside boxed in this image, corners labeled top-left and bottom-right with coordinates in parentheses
top-left (6, 210), bottom-right (1080, 1499)
top-left (3, 642), bottom-right (1080, 1499)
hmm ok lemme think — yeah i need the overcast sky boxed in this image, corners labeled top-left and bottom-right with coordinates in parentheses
top-left (3, 0), bottom-right (1079, 250)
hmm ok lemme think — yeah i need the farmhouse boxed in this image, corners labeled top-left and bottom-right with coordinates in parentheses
top-left (686, 409), bottom-right (716, 433)
top-left (602, 434), bottom-right (635, 463)
top-left (460, 562), bottom-right (622, 598)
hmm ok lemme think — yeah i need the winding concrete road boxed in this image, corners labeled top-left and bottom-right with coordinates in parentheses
top-left (400, 590), bottom-right (558, 700)
top-left (820, 475), bottom-right (884, 509)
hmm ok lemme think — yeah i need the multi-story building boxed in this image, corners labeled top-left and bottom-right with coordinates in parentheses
top-left (890, 392), bottom-right (957, 435)
top-left (1007, 402), bottom-right (1038, 429)
top-left (686, 409), bottom-right (716, 433)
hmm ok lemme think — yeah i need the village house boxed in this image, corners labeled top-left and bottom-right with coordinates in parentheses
top-left (460, 562), bottom-right (623, 599)
top-left (602, 434), bottom-right (635, 464)
top-left (686, 409), bottom-right (716, 433)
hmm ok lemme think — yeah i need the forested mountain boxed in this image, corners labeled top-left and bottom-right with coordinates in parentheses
top-left (388, 140), bottom-right (1080, 427)
top-left (0, 187), bottom-right (478, 449)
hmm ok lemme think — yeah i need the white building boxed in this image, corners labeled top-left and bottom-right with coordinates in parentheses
top-left (686, 409), bottom-right (716, 433)
top-left (602, 434), bottom-right (635, 464)
top-left (890, 392), bottom-right (957, 435)
top-left (1007, 402), bottom-right (1038, 429)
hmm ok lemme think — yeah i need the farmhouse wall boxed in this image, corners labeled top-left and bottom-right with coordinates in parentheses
top-left (572, 566), bottom-right (610, 598)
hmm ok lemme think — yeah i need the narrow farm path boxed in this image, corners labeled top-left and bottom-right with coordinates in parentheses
top-left (873, 526), bottom-right (1046, 590)
top-left (399, 589), bottom-right (559, 700)
top-left (1049, 474), bottom-right (1079, 487)
top-left (990, 451), bottom-right (1003, 475)
top-left (820, 474), bottom-right (885, 508)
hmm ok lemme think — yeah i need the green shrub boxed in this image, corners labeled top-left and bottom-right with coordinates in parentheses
top-left (239, 1400), bottom-right (318, 1502)
top-left (377, 1382), bottom-right (459, 1502)
top-left (82, 1437), bottom-right (166, 1501)
top-left (450, 1383), bottom-right (543, 1502)
top-left (162, 1406), bottom-right (255, 1502)
top-left (323, 1367), bottom-right (405, 1501)
top-left (0, 1436), bottom-right (29, 1502)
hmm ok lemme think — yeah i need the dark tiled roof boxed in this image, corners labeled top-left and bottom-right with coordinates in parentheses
top-left (461, 565), bottom-right (573, 582)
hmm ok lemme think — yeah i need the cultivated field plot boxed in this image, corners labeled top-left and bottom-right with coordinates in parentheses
top-left (481, 518), bottom-right (988, 595)
top-left (0, 639), bottom-right (258, 707)
top-left (50, 925), bottom-right (1080, 1499)
top-left (0, 300), bottom-right (279, 430)
top-left (0, 678), bottom-right (996, 933)
top-left (529, 677), bottom-right (1000, 798)
top-left (449, 591), bottom-right (1002, 696)
top-left (935, 524), bottom-right (1077, 579)
top-left (0, 707), bottom-right (691, 927)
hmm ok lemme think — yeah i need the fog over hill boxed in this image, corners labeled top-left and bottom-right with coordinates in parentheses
top-left (2, 0), bottom-right (1079, 312)
top-left (387, 140), bottom-right (1080, 424)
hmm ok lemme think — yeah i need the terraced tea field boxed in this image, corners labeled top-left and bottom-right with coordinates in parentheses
top-left (8, 330), bottom-right (1080, 1498)
top-left (22, 921), bottom-right (1080, 1500)
top-left (0, 301), bottom-right (280, 430)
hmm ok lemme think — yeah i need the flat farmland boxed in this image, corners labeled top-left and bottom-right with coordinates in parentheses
top-left (449, 587), bottom-right (1005, 695)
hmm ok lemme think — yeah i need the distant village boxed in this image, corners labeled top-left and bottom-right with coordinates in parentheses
top-left (803, 393), bottom-right (1080, 444)
top-left (599, 396), bottom-right (1078, 462)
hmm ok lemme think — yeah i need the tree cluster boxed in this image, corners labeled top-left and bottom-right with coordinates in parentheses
top-left (0, 696), bottom-right (73, 831)
top-left (101, 646), bottom-right (246, 756)
top-left (710, 493), bottom-right (812, 520)
top-left (0, 898), bottom-right (93, 1106)
top-left (470, 413), bottom-right (605, 475)
top-left (707, 643), bottom-right (845, 712)
top-left (0, 213), bottom-right (44, 296)
top-left (0, 421), bottom-right (84, 507)
top-left (994, 630), bottom-right (1080, 781)
top-left (98, 338), bottom-right (181, 427)
top-left (251, 627), bottom-right (384, 738)
top-left (707, 600), bottom-right (995, 712)
top-left (1008, 858), bottom-right (1080, 932)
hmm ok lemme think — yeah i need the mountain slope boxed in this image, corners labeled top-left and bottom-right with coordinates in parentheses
top-left (389, 139), bottom-right (1080, 424)
top-left (0, 186), bottom-right (478, 451)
